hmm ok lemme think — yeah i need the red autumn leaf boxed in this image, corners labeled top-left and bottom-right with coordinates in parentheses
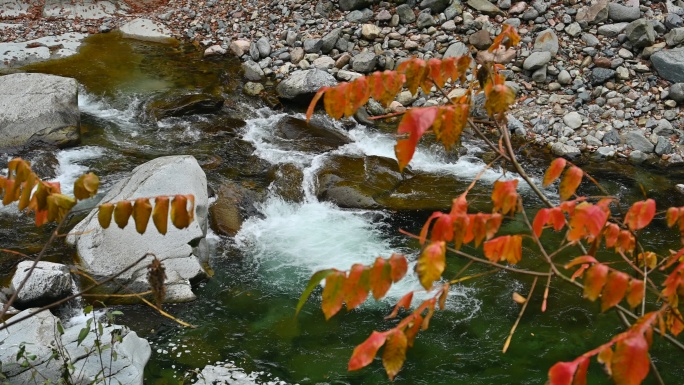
top-left (387, 291), bottom-right (414, 319)
top-left (583, 263), bottom-right (609, 301)
top-left (626, 279), bottom-right (645, 309)
top-left (389, 254), bottom-right (408, 282)
top-left (433, 104), bottom-right (468, 151)
top-left (616, 230), bottom-right (636, 254)
top-left (132, 198), bottom-right (153, 234)
top-left (662, 261), bottom-right (684, 303)
top-left (550, 207), bottom-right (566, 231)
top-left (405, 314), bottom-right (423, 347)
top-left (370, 71), bottom-right (404, 107)
top-left (567, 203), bottom-right (608, 243)
top-left (321, 270), bottom-right (345, 320)
top-left (348, 331), bottom-right (387, 371)
top-left (382, 330), bottom-right (408, 380)
top-left (559, 166), bottom-right (583, 201)
top-left (450, 193), bottom-right (468, 216)
top-left (548, 361), bottom-right (578, 385)
top-left (295, 269), bottom-right (335, 316)
top-left (603, 223), bottom-right (620, 248)
top-left (452, 213), bottom-right (470, 250)
top-left (427, 58), bottom-right (445, 88)
top-left (323, 83), bottom-right (348, 120)
top-left (572, 357), bottom-right (589, 385)
top-left (601, 271), bottom-right (629, 312)
top-left (533, 208), bottom-right (550, 238)
top-left (611, 333), bottom-right (650, 385)
top-left (421, 301), bottom-right (436, 330)
top-left (343, 264), bottom-right (370, 310)
top-left (491, 179), bottom-right (519, 215)
top-left (485, 213), bottom-right (503, 241)
top-left (470, 213), bottom-right (488, 247)
top-left (420, 212), bottom-right (441, 245)
top-left (306, 87), bottom-right (327, 122)
top-left (597, 347), bottom-right (613, 376)
top-left (543, 158), bottom-right (567, 187)
top-left (667, 309), bottom-right (684, 336)
top-left (564, 255), bottom-right (598, 270)
top-left (395, 106), bottom-right (439, 172)
top-left (570, 264), bottom-right (589, 281)
top-left (371, 257), bottom-right (393, 300)
top-left (345, 76), bottom-right (371, 118)
top-left (624, 199), bottom-right (656, 231)
top-left (397, 59), bottom-right (427, 95)
top-left (666, 207), bottom-right (680, 227)
top-left (483, 235), bottom-right (522, 264)
top-left (489, 24), bottom-right (521, 52)
top-left (431, 213), bottom-right (454, 243)
top-left (416, 241), bottom-right (446, 290)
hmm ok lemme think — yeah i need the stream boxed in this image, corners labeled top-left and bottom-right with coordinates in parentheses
top-left (2, 33), bottom-right (684, 384)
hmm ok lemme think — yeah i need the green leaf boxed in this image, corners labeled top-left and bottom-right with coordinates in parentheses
top-left (77, 327), bottom-right (90, 346)
top-left (56, 321), bottom-right (64, 335)
top-left (295, 269), bottom-right (335, 317)
top-left (84, 305), bottom-right (93, 315)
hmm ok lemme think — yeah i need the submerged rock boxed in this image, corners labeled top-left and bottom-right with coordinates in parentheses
top-left (145, 92), bottom-right (225, 121)
top-left (209, 181), bottom-right (265, 236)
top-left (271, 115), bottom-right (351, 153)
top-left (67, 155), bottom-right (209, 303)
top-left (0, 73), bottom-right (79, 149)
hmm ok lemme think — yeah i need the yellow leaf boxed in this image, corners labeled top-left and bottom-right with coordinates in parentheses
top-left (153, 197), bottom-right (170, 235)
top-left (98, 203), bottom-right (114, 229)
top-left (114, 200), bottom-right (133, 229)
top-left (171, 195), bottom-right (191, 229)
top-left (133, 198), bottom-right (153, 234)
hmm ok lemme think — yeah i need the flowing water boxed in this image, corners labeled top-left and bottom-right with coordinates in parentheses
top-left (1, 33), bottom-right (683, 384)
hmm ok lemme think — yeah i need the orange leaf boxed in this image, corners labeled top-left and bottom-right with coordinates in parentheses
top-left (371, 257), bottom-right (392, 300)
top-left (491, 179), bottom-right (519, 215)
top-left (666, 207), bottom-right (680, 227)
top-left (2, 179), bottom-right (16, 205)
top-left (421, 301), bottom-right (436, 330)
top-left (543, 158), bottom-right (567, 187)
top-left (485, 213), bottom-right (503, 241)
top-left (343, 264), bottom-right (370, 310)
top-left (548, 361), bottom-right (578, 385)
top-left (597, 347), bottom-right (613, 376)
top-left (322, 270), bottom-right (345, 320)
top-left (132, 198), bottom-right (153, 234)
top-left (405, 314), bottom-right (423, 347)
top-left (570, 264), bottom-right (589, 281)
top-left (431, 213), bottom-right (454, 243)
top-left (483, 235), bottom-right (522, 264)
top-left (398, 59), bottom-right (427, 95)
top-left (170, 194), bottom-right (191, 229)
top-left (389, 254), bottom-right (408, 282)
top-left (427, 58), bottom-right (445, 88)
top-left (603, 223), bottom-right (620, 248)
top-left (73, 173), bottom-right (100, 201)
top-left (484, 84), bottom-right (515, 118)
top-left (559, 166), bottom-right (583, 201)
top-left (382, 330), bottom-right (408, 380)
top-left (572, 357), bottom-right (589, 385)
top-left (550, 207), bottom-right (566, 231)
top-left (567, 203), bottom-right (608, 243)
top-left (626, 279), bottom-right (645, 309)
top-left (348, 331), bottom-right (387, 371)
top-left (583, 263), bottom-right (608, 301)
top-left (601, 271), bottom-right (629, 312)
top-left (114, 200), bottom-right (133, 229)
top-left (345, 76), bottom-right (370, 118)
top-left (387, 292), bottom-right (413, 319)
top-left (152, 196), bottom-right (170, 235)
top-left (611, 334), bottom-right (650, 385)
top-left (564, 255), bottom-right (598, 270)
top-left (470, 213), bottom-right (489, 247)
top-left (395, 106), bottom-right (439, 172)
top-left (324, 83), bottom-right (348, 120)
top-left (452, 214), bottom-right (470, 250)
top-left (98, 203), bottom-right (114, 229)
top-left (489, 24), bottom-right (521, 52)
top-left (306, 87), bottom-right (327, 122)
top-left (416, 241), bottom-right (446, 290)
top-left (533, 208), bottom-right (550, 238)
top-left (624, 199), bottom-right (656, 231)
top-left (617, 230), bottom-right (635, 254)
top-left (18, 173), bottom-right (37, 211)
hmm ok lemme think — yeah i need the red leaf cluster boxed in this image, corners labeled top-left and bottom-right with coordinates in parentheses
top-left (565, 257), bottom-right (644, 311)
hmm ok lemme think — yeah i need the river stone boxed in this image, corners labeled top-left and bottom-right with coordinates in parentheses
top-left (420, 0), bottom-right (451, 13)
top-left (146, 92), bottom-right (224, 121)
top-left (575, 0), bottom-right (609, 25)
top-left (651, 47), bottom-right (684, 83)
top-left (339, 0), bottom-right (371, 11)
top-left (622, 131), bottom-right (655, 153)
top-left (563, 111), bottom-right (583, 129)
top-left (655, 136), bottom-right (673, 155)
top-left (303, 38), bottom-right (323, 53)
top-left (608, 3), bottom-right (640, 22)
top-left (351, 51), bottom-right (378, 73)
top-left (243, 82), bottom-right (265, 96)
top-left (467, 0), bottom-right (504, 16)
top-left (321, 28), bottom-right (342, 53)
top-left (443, 42), bottom-right (469, 58)
top-left (256, 37), bottom-right (271, 58)
top-left (67, 155), bottom-right (209, 303)
top-left (361, 24), bottom-right (381, 40)
top-left (346, 8), bottom-right (374, 23)
top-left (276, 69), bottom-right (337, 101)
top-left (271, 116), bottom-right (351, 154)
top-left (591, 67), bottom-right (616, 85)
top-left (229, 40), bottom-right (251, 57)
top-left (669, 83), bottom-right (684, 102)
top-left (242, 60), bottom-right (265, 81)
top-left (269, 163), bottom-right (305, 202)
top-left (534, 29), bottom-right (559, 55)
top-left (209, 181), bottom-right (264, 236)
top-left (0, 309), bottom-right (150, 385)
top-left (624, 19), bottom-right (656, 48)
top-left (204, 45), bottom-right (226, 57)
top-left (396, 4), bottom-right (417, 23)
top-left (522, 51), bottom-right (551, 70)
top-left (665, 27), bottom-right (684, 46)
top-left (551, 142), bottom-right (581, 158)
top-left (119, 18), bottom-right (176, 43)
top-left (416, 12), bottom-right (436, 28)
top-left (10, 261), bottom-right (72, 308)
top-left (0, 73), bottom-right (79, 149)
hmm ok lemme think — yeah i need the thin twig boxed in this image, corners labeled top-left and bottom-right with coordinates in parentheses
top-left (503, 277), bottom-right (538, 353)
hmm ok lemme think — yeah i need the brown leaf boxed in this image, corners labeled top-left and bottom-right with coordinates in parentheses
top-left (73, 173), bottom-right (100, 201)
top-left (382, 330), bottom-right (408, 380)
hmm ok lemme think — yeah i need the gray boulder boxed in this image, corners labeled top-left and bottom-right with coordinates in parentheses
top-left (651, 47), bottom-right (684, 83)
top-left (467, 0), bottom-right (503, 15)
top-left (622, 131), bottom-right (655, 153)
top-left (242, 60), bottom-right (265, 81)
top-left (669, 83), bottom-right (684, 103)
top-left (655, 136), bottom-right (673, 155)
top-left (256, 36), bottom-right (271, 58)
top-left (67, 156), bottom-right (208, 303)
top-left (624, 19), bottom-right (656, 48)
top-left (396, 4), bottom-right (417, 23)
top-left (321, 28), bottom-right (342, 53)
top-left (0, 73), bottom-right (79, 149)
top-left (352, 51), bottom-right (378, 73)
top-left (551, 142), bottom-right (581, 158)
top-left (303, 38), bottom-right (323, 53)
top-left (346, 8), bottom-right (374, 23)
top-left (608, 3), bottom-right (640, 22)
top-left (665, 27), bottom-right (684, 47)
top-left (276, 69), bottom-right (338, 100)
top-left (0, 309), bottom-right (150, 385)
top-left (10, 262), bottom-right (72, 308)
top-left (416, 11), bottom-right (436, 28)
top-left (523, 51), bottom-right (552, 70)
top-left (443, 42), bottom-right (469, 58)
top-left (119, 18), bottom-right (176, 43)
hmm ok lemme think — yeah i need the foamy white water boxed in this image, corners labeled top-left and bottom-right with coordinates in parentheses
top-left (52, 146), bottom-right (105, 196)
top-left (78, 90), bottom-right (141, 134)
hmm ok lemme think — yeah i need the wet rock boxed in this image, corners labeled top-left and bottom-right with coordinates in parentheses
top-left (271, 116), bottom-right (351, 154)
top-left (276, 69), bottom-right (337, 101)
top-left (210, 181), bottom-right (264, 236)
top-left (146, 92), bottom-right (224, 121)
top-left (243, 82), bottom-right (264, 96)
top-left (269, 163), bottom-right (305, 203)
top-left (120, 18), bottom-right (176, 43)
top-left (624, 19), bottom-right (656, 48)
top-left (10, 261), bottom-right (72, 308)
top-left (67, 156), bottom-right (209, 303)
top-left (0, 73), bottom-right (79, 149)
top-left (651, 47), bottom-right (684, 83)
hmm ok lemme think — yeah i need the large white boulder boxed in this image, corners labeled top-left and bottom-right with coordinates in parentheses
top-left (10, 261), bottom-right (73, 308)
top-left (67, 155), bottom-right (208, 303)
top-left (0, 73), bottom-right (80, 149)
top-left (0, 33), bottom-right (88, 68)
top-left (0, 309), bottom-right (150, 385)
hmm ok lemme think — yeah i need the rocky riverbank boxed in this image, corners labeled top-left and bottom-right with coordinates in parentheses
top-left (2, 0), bottom-right (684, 166)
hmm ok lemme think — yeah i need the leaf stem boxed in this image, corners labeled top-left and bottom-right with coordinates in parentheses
top-left (503, 277), bottom-right (537, 353)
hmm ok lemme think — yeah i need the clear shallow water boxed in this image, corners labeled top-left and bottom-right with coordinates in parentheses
top-left (1, 33), bottom-right (683, 385)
